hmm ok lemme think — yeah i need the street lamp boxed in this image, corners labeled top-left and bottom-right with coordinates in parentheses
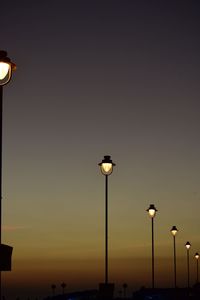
top-left (185, 242), bottom-right (191, 289)
top-left (170, 226), bottom-right (178, 288)
top-left (194, 252), bottom-right (199, 283)
top-left (146, 204), bottom-right (157, 289)
top-left (0, 50), bottom-right (16, 299)
top-left (98, 155), bottom-right (115, 284)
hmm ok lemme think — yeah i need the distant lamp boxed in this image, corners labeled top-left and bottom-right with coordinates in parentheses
top-left (147, 204), bottom-right (157, 218)
top-left (99, 155), bottom-right (115, 176)
top-left (171, 226), bottom-right (178, 288)
top-left (146, 204), bottom-right (157, 289)
top-left (0, 51), bottom-right (16, 86)
top-left (185, 241), bottom-right (191, 289)
top-left (195, 252), bottom-right (199, 283)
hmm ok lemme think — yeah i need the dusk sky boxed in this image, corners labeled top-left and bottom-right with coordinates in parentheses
top-left (1, 1), bottom-right (200, 299)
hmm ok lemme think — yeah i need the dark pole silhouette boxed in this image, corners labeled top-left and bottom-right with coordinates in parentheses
top-left (170, 226), bottom-right (178, 288)
top-left (118, 290), bottom-right (122, 298)
top-left (146, 204), bottom-right (157, 289)
top-left (99, 155), bottom-right (115, 284)
top-left (51, 284), bottom-right (56, 296)
top-left (195, 253), bottom-right (199, 283)
top-left (0, 50), bottom-right (16, 300)
top-left (123, 283), bottom-right (128, 298)
top-left (0, 78), bottom-right (2, 300)
top-left (185, 242), bottom-right (191, 290)
top-left (61, 282), bottom-right (66, 294)
top-left (105, 173), bottom-right (108, 284)
top-left (151, 217), bottom-right (154, 288)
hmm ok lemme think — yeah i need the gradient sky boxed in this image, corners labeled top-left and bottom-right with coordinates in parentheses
top-left (1, 0), bottom-right (200, 299)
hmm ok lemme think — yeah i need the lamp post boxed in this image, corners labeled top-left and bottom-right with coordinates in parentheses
top-left (170, 226), bottom-right (178, 288)
top-left (0, 51), bottom-right (16, 299)
top-left (98, 155), bottom-right (115, 285)
top-left (185, 242), bottom-right (191, 289)
top-left (194, 252), bottom-right (199, 283)
top-left (146, 204), bottom-right (157, 289)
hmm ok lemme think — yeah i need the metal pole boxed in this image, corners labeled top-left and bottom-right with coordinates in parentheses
top-left (187, 249), bottom-right (190, 289)
top-left (152, 217), bottom-right (154, 289)
top-left (105, 174), bottom-right (108, 284)
top-left (0, 85), bottom-right (3, 300)
top-left (173, 235), bottom-right (177, 288)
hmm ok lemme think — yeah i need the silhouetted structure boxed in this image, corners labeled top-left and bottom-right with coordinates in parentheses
top-left (51, 284), bottom-right (56, 296)
top-left (61, 282), bottom-right (66, 294)
top-left (44, 289), bottom-right (98, 300)
top-left (122, 283), bottom-right (128, 298)
top-left (132, 287), bottom-right (200, 300)
top-left (0, 244), bottom-right (13, 270)
top-left (97, 283), bottom-right (115, 300)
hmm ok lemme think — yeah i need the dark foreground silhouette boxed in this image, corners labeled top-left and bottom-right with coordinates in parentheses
top-left (43, 283), bottom-right (200, 300)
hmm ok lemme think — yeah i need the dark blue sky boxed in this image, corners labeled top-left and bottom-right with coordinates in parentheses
top-left (1, 1), bottom-right (200, 299)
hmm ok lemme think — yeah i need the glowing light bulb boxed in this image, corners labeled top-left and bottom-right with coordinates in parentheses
top-left (0, 62), bottom-right (10, 80)
top-left (147, 204), bottom-right (157, 218)
top-left (99, 155), bottom-right (115, 175)
top-left (171, 226), bottom-right (178, 236)
top-left (102, 163), bottom-right (112, 174)
top-left (185, 242), bottom-right (191, 250)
